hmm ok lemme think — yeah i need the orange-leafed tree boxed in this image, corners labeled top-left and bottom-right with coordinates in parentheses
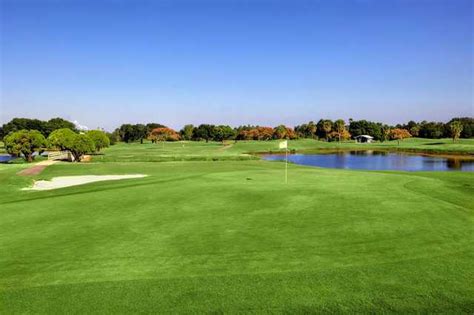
top-left (148, 127), bottom-right (180, 143)
top-left (390, 128), bottom-right (411, 145)
top-left (255, 127), bottom-right (274, 140)
top-left (237, 127), bottom-right (274, 140)
top-left (236, 129), bottom-right (249, 140)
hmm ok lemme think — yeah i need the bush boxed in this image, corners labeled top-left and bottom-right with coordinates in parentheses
top-left (390, 128), bottom-right (411, 145)
top-left (148, 128), bottom-right (180, 142)
top-left (87, 130), bottom-right (110, 152)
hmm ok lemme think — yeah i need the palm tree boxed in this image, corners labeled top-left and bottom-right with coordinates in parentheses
top-left (334, 119), bottom-right (346, 142)
top-left (449, 121), bottom-right (463, 142)
top-left (322, 120), bottom-right (332, 141)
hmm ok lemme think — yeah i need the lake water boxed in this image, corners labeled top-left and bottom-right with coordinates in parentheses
top-left (0, 151), bottom-right (50, 163)
top-left (263, 151), bottom-right (474, 171)
top-left (0, 155), bottom-right (14, 163)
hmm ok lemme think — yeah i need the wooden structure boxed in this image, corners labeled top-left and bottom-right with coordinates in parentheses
top-left (48, 151), bottom-right (74, 161)
top-left (354, 135), bottom-right (374, 143)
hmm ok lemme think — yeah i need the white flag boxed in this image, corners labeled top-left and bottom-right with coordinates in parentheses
top-left (279, 140), bottom-right (288, 149)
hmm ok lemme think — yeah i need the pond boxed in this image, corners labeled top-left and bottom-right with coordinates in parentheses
top-left (0, 155), bottom-right (15, 163)
top-left (262, 151), bottom-right (474, 171)
top-left (0, 151), bottom-right (51, 163)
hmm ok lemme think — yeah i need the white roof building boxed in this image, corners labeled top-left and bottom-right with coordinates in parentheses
top-left (354, 135), bottom-right (374, 143)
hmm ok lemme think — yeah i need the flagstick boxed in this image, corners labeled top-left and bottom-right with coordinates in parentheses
top-left (285, 146), bottom-right (288, 184)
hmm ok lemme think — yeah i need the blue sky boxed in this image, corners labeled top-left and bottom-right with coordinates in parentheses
top-left (1, 0), bottom-right (472, 131)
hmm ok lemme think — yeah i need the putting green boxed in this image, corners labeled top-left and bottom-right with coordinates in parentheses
top-left (0, 144), bottom-right (473, 313)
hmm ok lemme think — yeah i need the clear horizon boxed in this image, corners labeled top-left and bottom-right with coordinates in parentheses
top-left (1, 0), bottom-right (472, 131)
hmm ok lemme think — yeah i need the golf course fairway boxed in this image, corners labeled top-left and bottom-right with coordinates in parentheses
top-left (0, 141), bottom-right (473, 313)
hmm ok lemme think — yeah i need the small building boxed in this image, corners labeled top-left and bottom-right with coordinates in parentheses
top-left (48, 150), bottom-right (74, 162)
top-left (354, 135), bottom-right (374, 143)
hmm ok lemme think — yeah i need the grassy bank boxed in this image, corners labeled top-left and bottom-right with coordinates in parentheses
top-left (2, 138), bottom-right (473, 164)
top-left (0, 142), bottom-right (473, 313)
top-left (230, 138), bottom-right (474, 155)
top-left (93, 138), bottom-right (474, 163)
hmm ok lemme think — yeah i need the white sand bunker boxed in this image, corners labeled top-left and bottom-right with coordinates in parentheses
top-left (24, 174), bottom-right (148, 191)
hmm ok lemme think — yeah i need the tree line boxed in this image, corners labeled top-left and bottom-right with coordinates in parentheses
top-left (1, 116), bottom-right (472, 162)
top-left (112, 117), bottom-right (472, 143)
top-left (2, 118), bottom-right (110, 162)
top-left (115, 124), bottom-right (299, 143)
top-left (1, 117), bottom-right (77, 138)
top-left (2, 117), bottom-right (472, 143)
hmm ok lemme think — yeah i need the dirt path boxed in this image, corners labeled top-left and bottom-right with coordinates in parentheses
top-left (218, 143), bottom-right (234, 151)
top-left (17, 160), bottom-right (58, 176)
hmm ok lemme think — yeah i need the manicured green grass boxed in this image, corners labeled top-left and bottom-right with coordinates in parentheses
top-left (0, 142), bottom-right (473, 313)
top-left (93, 140), bottom-right (258, 162)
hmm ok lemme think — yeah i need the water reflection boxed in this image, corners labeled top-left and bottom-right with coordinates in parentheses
top-left (447, 158), bottom-right (463, 170)
top-left (263, 151), bottom-right (474, 171)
